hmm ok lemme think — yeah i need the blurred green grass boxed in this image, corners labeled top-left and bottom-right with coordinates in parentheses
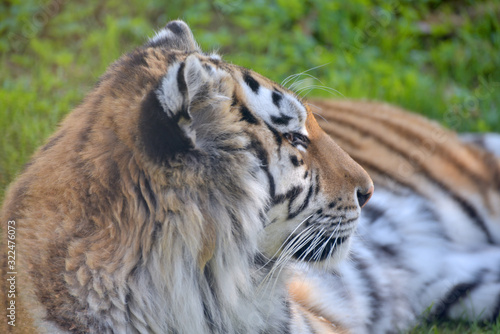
top-left (0, 1), bottom-right (499, 332)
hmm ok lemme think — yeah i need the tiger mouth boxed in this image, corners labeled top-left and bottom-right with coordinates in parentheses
top-left (289, 235), bottom-right (349, 261)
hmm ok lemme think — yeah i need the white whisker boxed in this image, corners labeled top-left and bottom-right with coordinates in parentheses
top-left (288, 78), bottom-right (313, 92)
top-left (313, 224), bottom-right (340, 261)
top-left (298, 228), bottom-right (325, 262)
top-left (327, 217), bottom-right (343, 258)
top-left (254, 214), bottom-right (314, 273)
top-left (295, 85), bottom-right (344, 98)
top-left (257, 224), bottom-right (316, 292)
top-left (266, 226), bottom-right (318, 294)
top-left (312, 111), bottom-right (328, 123)
top-left (281, 63), bottom-right (332, 88)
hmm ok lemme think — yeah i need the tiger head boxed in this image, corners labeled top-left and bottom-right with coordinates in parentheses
top-left (125, 20), bottom-right (373, 268)
top-left (0, 20), bottom-right (374, 333)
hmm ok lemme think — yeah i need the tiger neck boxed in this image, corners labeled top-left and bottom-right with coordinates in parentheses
top-left (130, 165), bottom-right (291, 332)
top-left (130, 223), bottom-right (292, 333)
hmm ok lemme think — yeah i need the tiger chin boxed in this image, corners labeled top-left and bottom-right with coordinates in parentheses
top-left (0, 21), bottom-right (372, 333)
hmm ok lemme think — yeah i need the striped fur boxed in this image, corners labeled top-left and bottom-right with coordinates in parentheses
top-left (0, 22), bottom-right (373, 333)
top-left (288, 99), bottom-right (500, 333)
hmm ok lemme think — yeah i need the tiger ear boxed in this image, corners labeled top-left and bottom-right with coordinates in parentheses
top-left (147, 20), bottom-right (201, 52)
top-left (156, 54), bottom-right (226, 129)
top-left (139, 55), bottom-right (230, 163)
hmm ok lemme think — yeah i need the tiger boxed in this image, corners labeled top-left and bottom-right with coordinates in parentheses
top-left (0, 20), bottom-right (373, 333)
top-left (1, 20), bottom-right (500, 334)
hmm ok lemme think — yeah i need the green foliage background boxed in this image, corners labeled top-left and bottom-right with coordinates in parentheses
top-left (0, 1), bottom-right (499, 332)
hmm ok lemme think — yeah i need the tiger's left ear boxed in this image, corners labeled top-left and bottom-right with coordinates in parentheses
top-left (139, 55), bottom-right (231, 163)
top-left (147, 20), bottom-right (201, 52)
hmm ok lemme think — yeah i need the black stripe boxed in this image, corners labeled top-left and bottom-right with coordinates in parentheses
top-left (432, 282), bottom-right (478, 320)
top-left (375, 244), bottom-right (398, 257)
top-left (251, 138), bottom-right (268, 166)
top-left (434, 178), bottom-right (493, 243)
top-left (202, 63), bottom-right (213, 73)
top-left (290, 155), bottom-right (301, 167)
top-left (265, 122), bottom-right (282, 148)
top-left (284, 186), bottom-right (304, 204)
top-left (268, 173), bottom-right (276, 200)
top-left (208, 57), bottom-right (221, 66)
top-left (288, 184), bottom-right (314, 219)
top-left (142, 176), bottom-right (156, 204)
top-left (140, 176), bottom-right (157, 213)
top-left (272, 90), bottom-right (283, 108)
top-left (259, 210), bottom-right (268, 227)
top-left (124, 292), bottom-right (133, 322)
top-left (314, 174), bottom-right (320, 195)
top-left (430, 278), bottom-right (482, 321)
top-left (351, 254), bottom-right (383, 330)
top-left (271, 113), bottom-right (293, 126)
top-left (273, 186), bottom-right (303, 205)
top-left (202, 266), bottom-right (225, 333)
top-left (243, 72), bottom-right (260, 93)
top-left (249, 137), bottom-right (276, 198)
top-left (177, 62), bottom-right (187, 97)
top-left (228, 210), bottom-right (245, 241)
top-left (231, 93), bottom-right (239, 106)
top-left (239, 105), bottom-right (259, 124)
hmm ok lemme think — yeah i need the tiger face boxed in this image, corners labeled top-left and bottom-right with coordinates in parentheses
top-left (141, 21), bottom-right (373, 266)
top-left (241, 74), bottom-right (374, 265)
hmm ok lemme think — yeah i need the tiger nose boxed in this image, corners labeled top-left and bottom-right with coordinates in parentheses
top-left (356, 185), bottom-right (374, 208)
